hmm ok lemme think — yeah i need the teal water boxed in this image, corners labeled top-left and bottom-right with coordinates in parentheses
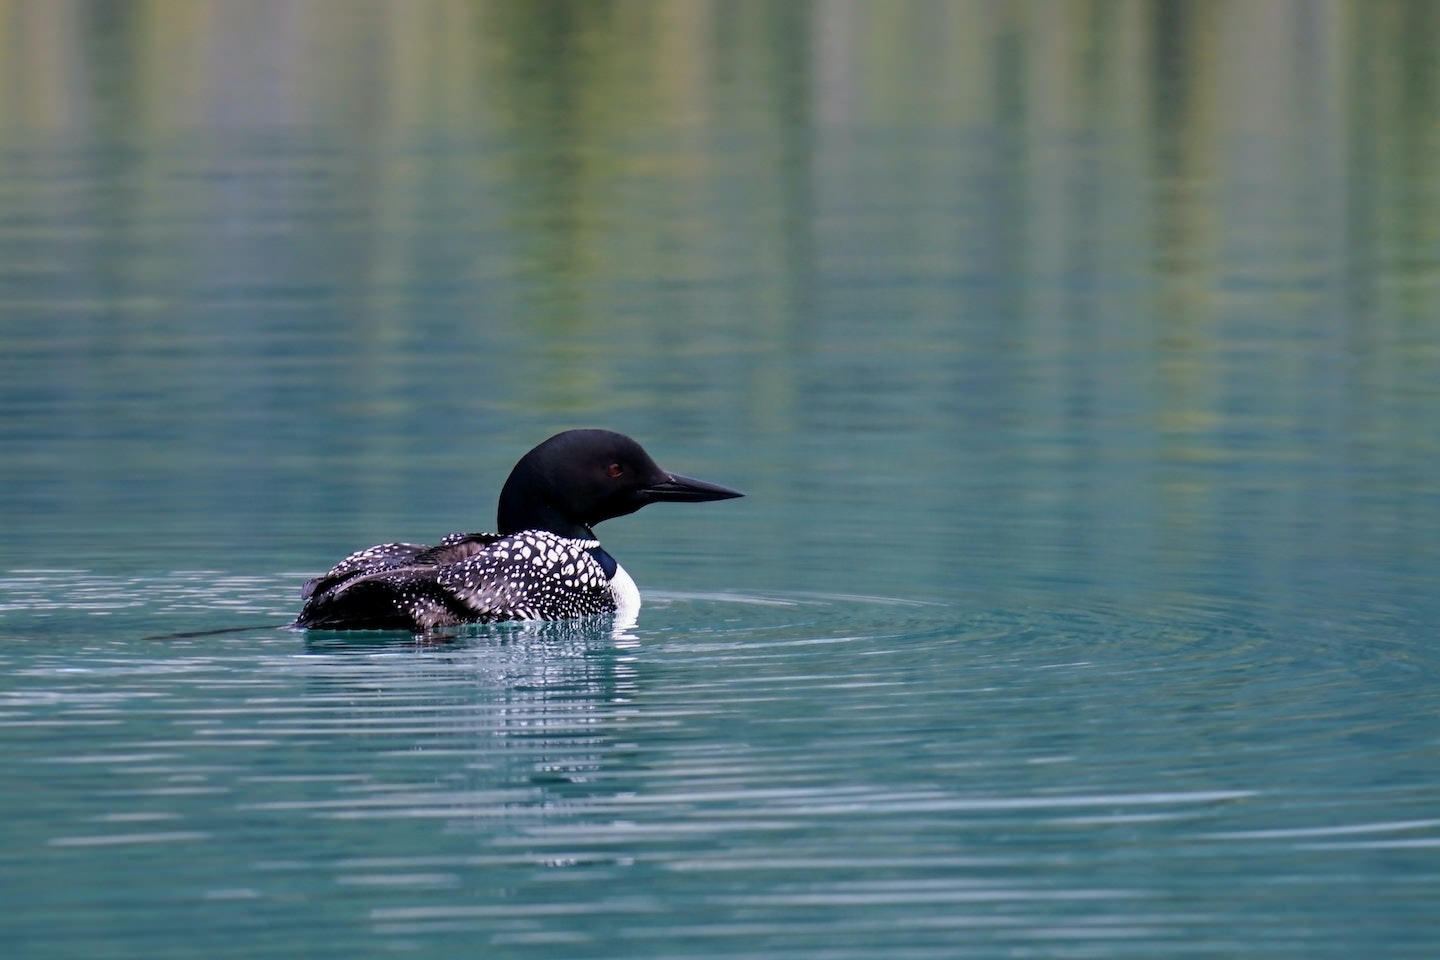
top-left (3, 2), bottom-right (1440, 957)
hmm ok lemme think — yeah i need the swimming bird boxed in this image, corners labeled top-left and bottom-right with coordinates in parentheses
top-left (295, 429), bottom-right (743, 631)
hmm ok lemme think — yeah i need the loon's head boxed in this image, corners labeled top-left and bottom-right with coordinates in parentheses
top-left (496, 429), bottom-right (743, 539)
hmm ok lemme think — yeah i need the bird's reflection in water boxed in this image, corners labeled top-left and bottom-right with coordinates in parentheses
top-left (293, 614), bottom-right (642, 817)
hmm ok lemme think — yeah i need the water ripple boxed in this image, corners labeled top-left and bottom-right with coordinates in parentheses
top-left (3, 570), bottom-right (1437, 957)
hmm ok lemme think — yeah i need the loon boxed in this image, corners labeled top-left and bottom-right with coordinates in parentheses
top-left (295, 429), bottom-right (742, 631)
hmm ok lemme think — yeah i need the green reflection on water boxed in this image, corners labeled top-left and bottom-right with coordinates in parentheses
top-left (2, 3), bottom-right (1432, 600)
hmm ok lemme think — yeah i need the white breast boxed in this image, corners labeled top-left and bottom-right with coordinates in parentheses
top-left (608, 562), bottom-right (641, 623)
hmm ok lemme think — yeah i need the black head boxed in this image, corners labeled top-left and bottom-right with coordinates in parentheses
top-left (496, 429), bottom-right (743, 538)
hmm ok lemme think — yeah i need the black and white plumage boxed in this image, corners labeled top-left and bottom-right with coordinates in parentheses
top-left (295, 430), bottom-right (742, 631)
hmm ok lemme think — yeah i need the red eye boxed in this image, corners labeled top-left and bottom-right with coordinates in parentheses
top-left (607, 463), bottom-right (624, 478)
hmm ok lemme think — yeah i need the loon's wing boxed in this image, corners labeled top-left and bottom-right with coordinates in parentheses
top-left (295, 565), bottom-right (473, 631)
top-left (294, 559), bottom-right (549, 631)
top-left (300, 541), bottom-right (428, 601)
top-left (299, 533), bottom-right (500, 600)
top-left (415, 532), bottom-right (504, 565)
top-left (296, 533), bottom-right (539, 630)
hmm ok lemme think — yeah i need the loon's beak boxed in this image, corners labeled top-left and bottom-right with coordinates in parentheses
top-left (640, 472), bottom-right (744, 503)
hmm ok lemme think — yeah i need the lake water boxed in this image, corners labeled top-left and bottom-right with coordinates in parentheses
top-left (3, 2), bottom-right (1439, 957)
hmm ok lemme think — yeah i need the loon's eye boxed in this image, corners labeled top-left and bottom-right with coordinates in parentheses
top-left (606, 463), bottom-right (624, 478)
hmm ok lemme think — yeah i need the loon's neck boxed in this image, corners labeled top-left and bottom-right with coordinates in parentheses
top-left (497, 491), bottom-right (596, 542)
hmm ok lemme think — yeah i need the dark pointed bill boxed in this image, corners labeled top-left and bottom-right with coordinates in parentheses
top-left (640, 472), bottom-right (744, 503)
